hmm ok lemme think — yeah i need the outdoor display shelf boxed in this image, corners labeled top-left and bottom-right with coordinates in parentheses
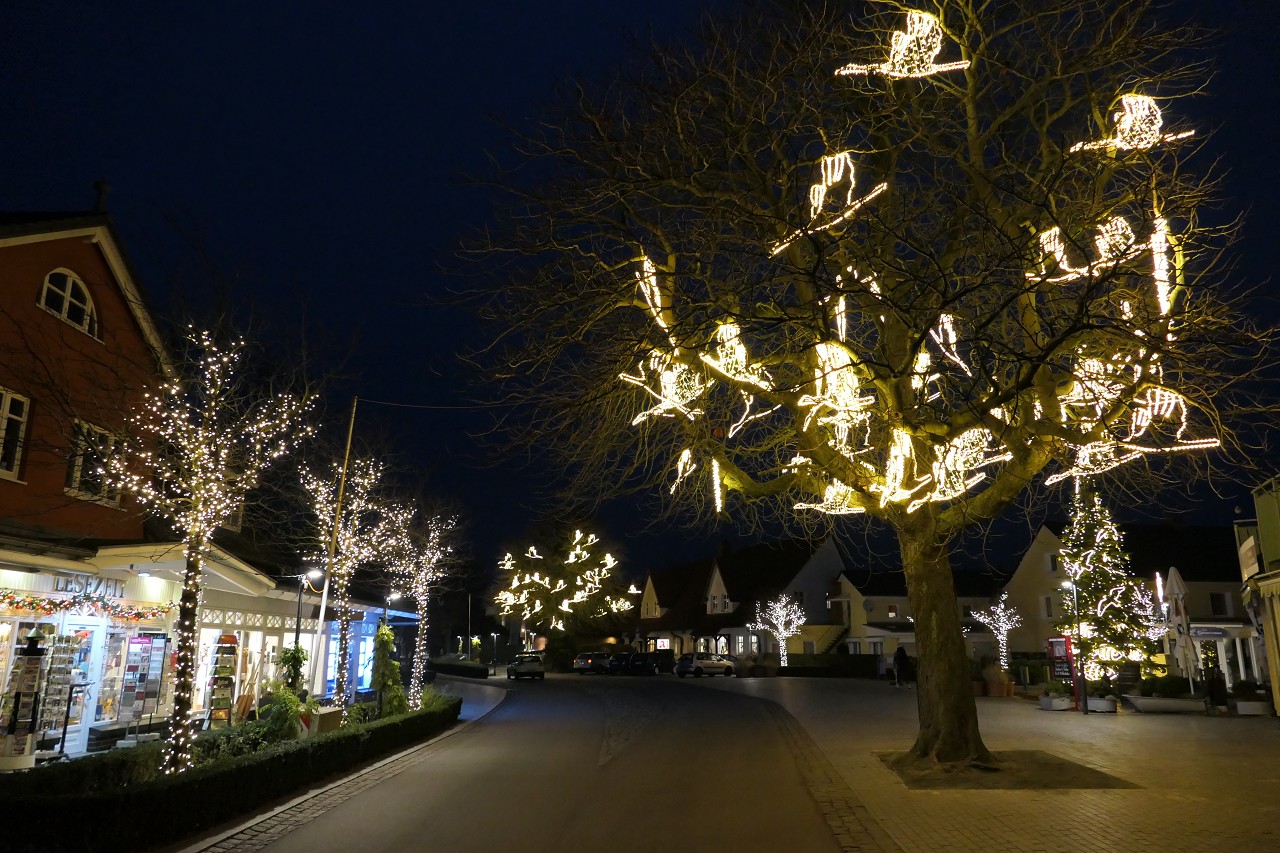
top-left (206, 634), bottom-right (238, 729)
top-left (0, 634), bottom-right (47, 769)
top-left (35, 635), bottom-right (75, 735)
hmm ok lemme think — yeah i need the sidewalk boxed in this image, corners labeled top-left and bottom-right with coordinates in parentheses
top-left (713, 677), bottom-right (1280, 853)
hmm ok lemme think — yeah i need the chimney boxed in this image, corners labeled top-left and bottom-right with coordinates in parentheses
top-left (93, 180), bottom-right (111, 212)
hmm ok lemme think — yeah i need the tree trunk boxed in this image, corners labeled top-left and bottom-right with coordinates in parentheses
top-left (163, 542), bottom-right (204, 773)
top-left (408, 603), bottom-right (430, 709)
top-left (898, 522), bottom-right (993, 765)
top-left (335, 576), bottom-right (352, 723)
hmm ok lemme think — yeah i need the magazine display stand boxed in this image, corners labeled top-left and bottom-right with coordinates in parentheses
top-left (0, 634), bottom-right (47, 770)
top-left (207, 634), bottom-right (238, 729)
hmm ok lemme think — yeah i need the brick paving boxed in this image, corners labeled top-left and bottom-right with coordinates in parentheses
top-left (708, 678), bottom-right (1280, 853)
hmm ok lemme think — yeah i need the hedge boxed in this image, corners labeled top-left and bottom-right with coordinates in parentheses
top-left (428, 657), bottom-right (491, 679)
top-left (781, 653), bottom-right (883, 678)
top-left (3, 694), bottom-right (461, 853)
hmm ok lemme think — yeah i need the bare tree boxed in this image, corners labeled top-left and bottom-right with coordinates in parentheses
top-left (107, 327), bottom-right (312, 773)
top-left (300, 456), bottom-right (393, 719)
top-left (381, 503), bottom-right (457, 708)
top-left (471, 1), bottom-right (1265, 765)
top-left (748, 596), bottom-right (806, 667)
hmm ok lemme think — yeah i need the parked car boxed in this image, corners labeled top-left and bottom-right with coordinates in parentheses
top-left (507, 653), bottom-right (545, 680)
top-left (675, 652), bottom-right (736, 678)
top-left (626, 652), bottom-right (659, 676)
top-left (573, 652), bottom-right (611, 674)
top-left (606, 652), bottom-right (632, 675)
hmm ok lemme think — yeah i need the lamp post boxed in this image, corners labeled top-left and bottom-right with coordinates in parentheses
top-left (383, 590), bottom-right (402, 626)
top-left (295, 569), bottom-right (324, 647)
top-left (491, 632), bottom-right (500, 675)
top-left (1061, 580), bottom-right (1088, 715)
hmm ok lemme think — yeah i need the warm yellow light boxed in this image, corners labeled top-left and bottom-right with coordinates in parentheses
top-left (835, 11), bottom-right (969, 80)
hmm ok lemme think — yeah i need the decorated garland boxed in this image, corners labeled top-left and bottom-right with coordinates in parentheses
top-left (0, 590), bottom-right (175, 622)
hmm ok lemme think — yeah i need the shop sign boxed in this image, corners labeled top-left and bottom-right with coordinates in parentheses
top-left (53, 572), bottom-right (126, 599)
top-left (1189, 626), bottom-right (1230, 639)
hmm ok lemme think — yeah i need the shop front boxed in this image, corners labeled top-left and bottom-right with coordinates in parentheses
top-left (0, 564), bottom-right (179, 763)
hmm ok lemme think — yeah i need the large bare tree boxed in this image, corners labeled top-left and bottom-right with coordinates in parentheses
top-left (472, 1), bottom-right (1263, 764)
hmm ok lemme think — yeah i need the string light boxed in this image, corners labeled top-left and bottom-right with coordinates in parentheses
top-left (494, 530), bottom-right (636, 635)
top-left (973, 592), bottom-right (1021, 670)
top-left (835, 10), bottom-right (969, 79)
top-left (103, 327), bottom-right (312, 774)
top-left (302, 457), bottom-right (390, 724)
top-left (0, 591), bottom-right (174, 621)
top-left (1070, 94), bottom-right (1194, 153)
top-left (748, 596), bottom-right (806, 667)
top-left (380, 506), bottom-right (454, 709)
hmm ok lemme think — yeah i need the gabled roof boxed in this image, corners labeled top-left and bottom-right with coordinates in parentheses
top-left (0, 210), bottom-right (171, 374)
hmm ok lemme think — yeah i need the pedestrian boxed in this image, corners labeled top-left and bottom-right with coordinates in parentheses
top-left (893, 645), bottom-right (911, 687)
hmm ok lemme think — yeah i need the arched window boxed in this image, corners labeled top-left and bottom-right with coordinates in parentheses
top-left (39, 269), bottom-right (99, 337)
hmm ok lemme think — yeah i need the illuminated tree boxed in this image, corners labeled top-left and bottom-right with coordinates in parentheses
top-left (106, 327), bottom-right (312, 773)
top-left (494, 529), bottom-right (638, 636)
top-left (301, 457), bottom-right (389, 718)
top-left (1057, 485), bottom-right (1157, 680)
top-left (475, 2), bottom-right (1258, 764)
top-left (974, 593), bottom-right (1021, 671)
top-left (748, 596), bottom-right (806, 667)
top-left (382, 504), bottom-right (456, 708)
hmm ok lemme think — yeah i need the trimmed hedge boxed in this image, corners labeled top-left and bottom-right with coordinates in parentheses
top-left (4, 694), bottom-right (461, 853)
top-left (428, 657), bottom-right (491, 679)
top-left (781, 653), bottom-right (882, 678)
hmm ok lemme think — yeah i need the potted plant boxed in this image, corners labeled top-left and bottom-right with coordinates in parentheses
top-left (1040, 680), bottom-right (1075, 711)
top-left (1125, 674), bottom-right (1206, 713)
top-left (1231, 680), bottom-right (1273, 716)
top-left (1086, 679), bottom-right (1118, 713)
top-left (982, 659), bottom-right (1013, 698)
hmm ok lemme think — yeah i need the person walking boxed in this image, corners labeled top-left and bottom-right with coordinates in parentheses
top-left (893, 645), bottom-right (911, 687)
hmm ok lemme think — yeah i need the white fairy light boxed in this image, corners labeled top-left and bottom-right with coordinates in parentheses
top-left (1070, 94), bottom-right (1194, 153)
top-left (795, 478), bottom-right (866, 515)
top-left (620, 352), bottom-right (708, 423)
top-left (772, 181), bottom-right (886, 255)
top-left (748, 596), bottom-right (806, 667)
top-left (973, 592), bottom-right (1021, 670)
top-left (104, 327), bottom-right (312, 773)
top-left (302, 457), bottom-right (393, 724)
top-left (495, 530), bottom-right (637, 633)
top-left (671, 448), bottom-right (697, 493)
top-left (835, 10), bottom-right (969, 79)
top-left (711, 458), bottom-right (724, 513)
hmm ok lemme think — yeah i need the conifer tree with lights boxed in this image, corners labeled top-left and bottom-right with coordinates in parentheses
top-left (301, 457), bottom-right (391, 721)
top-left (494, 529), bottom-right (638, 638)
top-left (476, 2), bottom-right (1257, 764)
top-left (1056, 485), bottom-right (1157, 681)
top-left (106, 328), bottom-right (312, 773)
top-left (748, 595), bottom-right (806, 667)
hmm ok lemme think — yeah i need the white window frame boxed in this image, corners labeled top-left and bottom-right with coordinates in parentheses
top-left (0, 388), bottom-right (30, 481)
top-left (65, 420), bottom-right (121, 505)
top-left (39, 268), bottom-right (99, 338)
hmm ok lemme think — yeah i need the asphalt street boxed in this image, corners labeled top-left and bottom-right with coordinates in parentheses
top-left (242, 675), bottom-right (842, 853)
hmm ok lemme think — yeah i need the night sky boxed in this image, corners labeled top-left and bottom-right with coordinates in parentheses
top-left (2, 3), bottom-right (1276, 579)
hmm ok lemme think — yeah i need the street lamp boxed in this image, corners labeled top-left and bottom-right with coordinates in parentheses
top-left (1061, 580), bottom-right (1089, 716)
top-left (383, 590), bottom-right (402, 626)
top-left (491, 632), bottom-right (501, 675)
top-left (295, 568), bottom-right (324, 647)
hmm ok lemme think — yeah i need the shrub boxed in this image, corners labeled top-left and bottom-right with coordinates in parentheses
top-left (1140, 674), bottom-right (1193, 698)
top-left (1, 695), bottom-right (462, 853)
top-left (429, 656), bottom-right (490, 679)
top-left (1231, 680), bottom-right (1264, 700)
top-left (1043, 680), bottom-right (1073, 697)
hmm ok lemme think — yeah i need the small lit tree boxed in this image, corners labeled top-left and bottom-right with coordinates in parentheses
top-left (973, 592), bottom-right (1021, 671)
top-left (382, 504), bottom-right (455, 708)
top-left (106, 327), bottom-right (312, 773)
top-left (1057, 484), bottom-right (1157, 680)
top-left (301, 457), bottom-right (390, 717)
top-left (494, 529), bottom-right (637, 636)
top-left (749, 595), bottom-right (806, 667)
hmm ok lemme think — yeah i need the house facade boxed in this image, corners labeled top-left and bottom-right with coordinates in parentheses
top-left (1004, 522), bottom-right (1263, 689)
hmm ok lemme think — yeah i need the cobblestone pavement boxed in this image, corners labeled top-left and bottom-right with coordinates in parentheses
top-left (700, 678), bottom-right (1280, 853)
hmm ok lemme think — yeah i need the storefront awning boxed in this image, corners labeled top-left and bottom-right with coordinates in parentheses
top-left (91, 542), bottom-right (277, 596)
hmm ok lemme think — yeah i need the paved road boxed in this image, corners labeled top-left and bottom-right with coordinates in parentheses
top-left (191, 674), bottom-right (855, 853)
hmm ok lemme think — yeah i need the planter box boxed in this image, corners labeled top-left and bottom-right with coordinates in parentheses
top-left (986, 681), bottom-right (1014, 698)
top-left (1234, 699), bottom-right (1272, 716)
top-left (1039, 695), bottom-right (1074, 711)
top-left (1086, 697), bottom-right (1117, 713)
top-left (1124, 694), bottom-right (1204, 714)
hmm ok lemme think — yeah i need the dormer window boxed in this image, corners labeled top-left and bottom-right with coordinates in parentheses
top-left (40, 269), bottom-right (99, 337)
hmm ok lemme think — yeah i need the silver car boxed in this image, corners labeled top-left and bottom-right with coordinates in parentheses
top-left (675, 652), bottom-right (735, 677)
